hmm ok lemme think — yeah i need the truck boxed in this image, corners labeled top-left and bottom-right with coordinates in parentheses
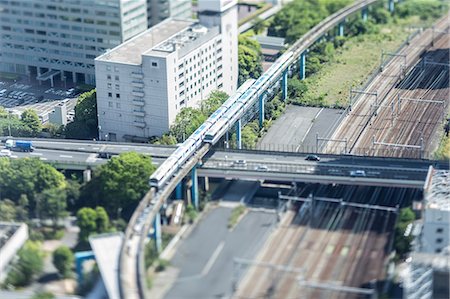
top-left (5, 139), bottom-right (34, 152)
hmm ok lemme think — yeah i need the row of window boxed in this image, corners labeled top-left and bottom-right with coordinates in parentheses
top-left (108, 102), bottom-right (121, 109)
top-left (108, 92), bottom-right (121, 99)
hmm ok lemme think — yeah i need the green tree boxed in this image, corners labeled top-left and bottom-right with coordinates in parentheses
top-left (31, 291), bottom-right (55, 299)
top-left (252, 17), bottom-right (266, 34)
top-left (20, 109), bottom-right (42, 136)
top-left (79, 153), bottom-right (156, 219)
top-left (36, 187), bottom-right (67, 229)
top-left (0, 158), bottom-right (66, 217)
top-left (5, 241), bottom-right (44, 286)
top-left (52, 246), bottom-right (74, 278)
top-left (201, 90), bottom-right (229, 115)
top-left (65, 89), bottom-right (97, 139)
top-left (0, 199), bottom-right (17, 221)
top-left (153, 134), bottom-right (178, 145)
top-left (77, 207), bottom-right (98, 243)
top-left (238, 34), bottom-right (263, 85)
top-left (169, 108), bottom-right (207, 142)
top-left (95, 206), bottom-right (110, 233)
top-left (76, 207), bottom-right (110, 243)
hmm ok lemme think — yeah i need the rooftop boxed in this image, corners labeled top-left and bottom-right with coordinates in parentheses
top-left (426, 170), bottom-right (450, 211)
top-left (96, 18), bottom-right (205, 65)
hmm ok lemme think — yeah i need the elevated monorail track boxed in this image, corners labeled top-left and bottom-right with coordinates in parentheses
top-left (119, 1), bottom-right (387, 298)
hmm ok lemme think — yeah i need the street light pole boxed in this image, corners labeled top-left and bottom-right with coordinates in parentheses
top-left (8, 111), bottom-right (12, 137)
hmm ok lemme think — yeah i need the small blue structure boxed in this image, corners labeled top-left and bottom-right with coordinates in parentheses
top-left (259, 93), bottom-right (265, 128)
top-left (362, 7), bottom-right (368, 21)
top-left (175, 181), bottom-right (183, 199)
top-left (339, 22), bottom-right (345, 37)
top-left (236, 119), bottom-right (242, 149)
top-left (282, 69), bottom-right (288, 101)
top-left (299, 52), bottom-right (306, 80)
top-left (389, 0), bottom-right (394, 13)
top-left (191, 165), bottom-right (199, 209)
top-left (153, 212), bottom-right (162, 253)
top-left (75, 251), bottom-right (95, 284)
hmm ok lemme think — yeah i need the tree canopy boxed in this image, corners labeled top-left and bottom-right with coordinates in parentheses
top-left (65, 89), bottom-right (98, 139)
top-left (0, 158), bottom-right (66, 217)
top-left (79, 153), bottom-right (156, 219)
top-left (238, 33), bottom-right (263, 86)
top-left (268, 0), bottom-right (351, 43)
top-left (21, 109), bottom-right (42, 136)
top-left (76, 206), bottom-right (110, 243)
top-left (52, 245), bottom-right (74, 278)
top-left (4, 241), bottom-right (44, 287)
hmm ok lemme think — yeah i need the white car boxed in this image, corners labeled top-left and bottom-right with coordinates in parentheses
top-left (350, 170), bottom-right (366, 177)
top-left (0, 149), bottom-right (12, 157)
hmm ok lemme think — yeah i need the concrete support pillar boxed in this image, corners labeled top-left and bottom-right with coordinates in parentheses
top-left (339, 22), bottom-right (345, 37)
top-left (83, 169), bottom-right (91, 182)
top-left (299, 52), bottom-right (306, 80)
top-left (204, 176), bottom-right (209, 192)
top-left (259, 93), bottom-right (265, 128)
top-left (282, 69), bottom-right (288, 101)
top-left (153, 212), bottom-right (162, 253)
top-left (191, 165), bottom-right (199, 210)
top-left (236, 119), bottom-right (242, 150)
top-left (362, 8), bottom-right (368, 22)
top-left (225, 131), bottom-right (229, 149)
top-left (50, 75), bottom-right (54, 87)
top-left (76, 256), bottom-right (83, 283)
top-left (72, 72), bottom-right (76, 83)
top-left (176, 181), bottom-right (183, 199)
top-left (388, 0), bottom-right (394, 13)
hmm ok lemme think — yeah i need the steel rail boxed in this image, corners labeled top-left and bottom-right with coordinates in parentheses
top-left (119, 1), bottom-right (385, 298)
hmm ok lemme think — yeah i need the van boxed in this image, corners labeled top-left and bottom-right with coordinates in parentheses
top-left (350, 170), bottom-right (366, 177)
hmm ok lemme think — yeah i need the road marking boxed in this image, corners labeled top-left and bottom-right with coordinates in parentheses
top-left (59, 155), bottom-right (73, 158)
top-left (298, 107), bottom-right (324, 151)
top-left (30, 152), bottom-right (42, 156)
top-left (78, 147), bottom-right (85, 150)
top-left (201, 241), bottom-right (225, 276)
top-left (40, 157), bottom-right (48, 161)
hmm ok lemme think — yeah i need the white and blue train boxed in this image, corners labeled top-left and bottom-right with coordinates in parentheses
top-left (149, 50), bottom-right (294, 190)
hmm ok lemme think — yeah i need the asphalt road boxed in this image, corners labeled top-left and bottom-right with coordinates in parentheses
top-left (258, 106), bottom-right (321, 148)
top-left (164, 207), bottom-right (276, 299)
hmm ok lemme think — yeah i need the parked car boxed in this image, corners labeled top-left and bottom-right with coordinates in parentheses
top-left (350, 170), bottom-right (366, 177)
top-left (305, 154), bottom-right (320, 161)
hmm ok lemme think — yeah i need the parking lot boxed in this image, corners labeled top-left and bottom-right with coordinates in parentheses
top-left (0, 76), bottom-right (82, 122)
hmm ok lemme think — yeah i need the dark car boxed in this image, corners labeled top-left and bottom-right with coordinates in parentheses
top-left (98, 152), bottom-right (114, 159)
top-left (305, 154), bottom-right (320, 161)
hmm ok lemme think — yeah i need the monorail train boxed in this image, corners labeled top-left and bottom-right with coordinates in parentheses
top-left (149, 79), bottom-right (256, 189)
top-left (149, 50), bottom-right (294, 190)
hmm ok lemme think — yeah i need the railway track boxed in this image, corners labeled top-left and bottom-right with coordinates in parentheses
top-left (232, 185), bottom-right (411, 299)
top-left (327, 14), bottom-right (449, 158)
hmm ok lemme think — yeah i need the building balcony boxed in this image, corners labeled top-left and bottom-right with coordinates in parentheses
top-left (133, 120), bottom-right (146, 128)
top-left (132, 99), bottom-right (145, 106)
top-left (131, 72), bottom-right (144, 79)
top-left (133, 110), bottom-right (145, 117)
top-left (132, 90), bottom-right (144, 97)
top-left (131, 81), bottom-right (144, 88)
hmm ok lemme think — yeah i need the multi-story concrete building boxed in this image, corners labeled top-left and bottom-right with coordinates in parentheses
top-left (147, 0), bottom-right (191, 27)
top-left (0, 0), bottom-right (148, 85)
top-left (421, 170), bottom-right (450, 254)
top-left (95, 0), bottom-right (238, 141)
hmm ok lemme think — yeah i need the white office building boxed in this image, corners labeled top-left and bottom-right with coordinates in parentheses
top-left (421, 170), bottom-right (450, 254)
top-left (95, 0), bottom-right (238, 141)
top-left (0, 0), bottom-right (149, 85)
top-left (147, 0), bottom-right (191, 27)
top-left (403, 169), bottom-right (450, 299)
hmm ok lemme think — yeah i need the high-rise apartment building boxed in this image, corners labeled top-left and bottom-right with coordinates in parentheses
top-left (95, 0), bottom-right (238, 141)
top-left (147, 0), bottom-right (191, 27)
top-left (0, 0), bottom-right (183, 85)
